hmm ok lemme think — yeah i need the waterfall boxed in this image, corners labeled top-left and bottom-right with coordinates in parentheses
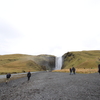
top-left (55, 56), bottom-right (62, 70)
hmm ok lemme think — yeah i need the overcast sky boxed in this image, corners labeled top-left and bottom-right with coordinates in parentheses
top-left (0, 0), bottom-right (100, 56)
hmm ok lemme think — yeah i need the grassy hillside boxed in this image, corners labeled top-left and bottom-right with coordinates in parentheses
top-left (0, 54), bottom-right (55, 74)
top-left (62, 50), bottom-right (100, 69)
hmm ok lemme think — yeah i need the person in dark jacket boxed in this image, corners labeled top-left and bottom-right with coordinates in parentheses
top-left (72, 67), bottom-right (76, 74)
top-left (98, 64), bottom-right (100, 74)
top-left (27, 71), bottom-right (31, 81)
top-left (69, 68), bottom-right (72, 75)
top-left (6, 73), bottom-right (11, 84)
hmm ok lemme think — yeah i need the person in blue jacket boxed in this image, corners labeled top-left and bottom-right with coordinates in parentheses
top-left (69, 68), bottom-right (72, 75)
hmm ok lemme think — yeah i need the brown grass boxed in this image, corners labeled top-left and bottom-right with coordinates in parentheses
top-left (0, 54), bottom-right (55, 75)
top-left (53, 68), bottom-right (98, 74)
top-left (0, 65), bottom-right (38, 74)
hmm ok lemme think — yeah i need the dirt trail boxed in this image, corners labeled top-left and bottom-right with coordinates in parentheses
top-left (0, 72), bottom-right (100, 100)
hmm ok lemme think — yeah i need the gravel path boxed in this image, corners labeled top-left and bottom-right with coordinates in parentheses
top-left (0, 72), bottom-right (100, 100)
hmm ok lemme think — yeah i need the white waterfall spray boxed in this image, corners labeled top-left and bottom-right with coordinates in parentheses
top-left (55, 56), bottom-right (62, 70)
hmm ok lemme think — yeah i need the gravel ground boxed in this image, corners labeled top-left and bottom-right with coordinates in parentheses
top-left (0, 72), bottom-right (100, 100)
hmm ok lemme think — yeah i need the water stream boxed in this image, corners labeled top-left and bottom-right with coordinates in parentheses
top-left (55, 56), bottom-right (62, 70)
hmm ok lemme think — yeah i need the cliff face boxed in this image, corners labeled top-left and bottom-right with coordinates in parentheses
top-left (62, 50), bottom-right (100, 69)
top-left (31, 54), bottom-right (55, 70)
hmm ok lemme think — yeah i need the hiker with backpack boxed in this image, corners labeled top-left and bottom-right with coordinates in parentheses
top-left (6, 73), bottom-right (11, 84)
top-left (27, 71), bottom-right (31, 81)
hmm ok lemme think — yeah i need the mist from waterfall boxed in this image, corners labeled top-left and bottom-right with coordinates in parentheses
top-left (55, 56), bottom-right (62, 70)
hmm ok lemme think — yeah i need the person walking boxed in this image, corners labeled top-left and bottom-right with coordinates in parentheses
top-left (72, 67), bottom-right (76, 74)
top-left (6, 73), bottom-right (11, 84)
top-left (27, 71), bottom-right (31, 81)
top-left (98, 64), bottom-right (100, 74)
top-left (69, 68), bottom-right (72, 75)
